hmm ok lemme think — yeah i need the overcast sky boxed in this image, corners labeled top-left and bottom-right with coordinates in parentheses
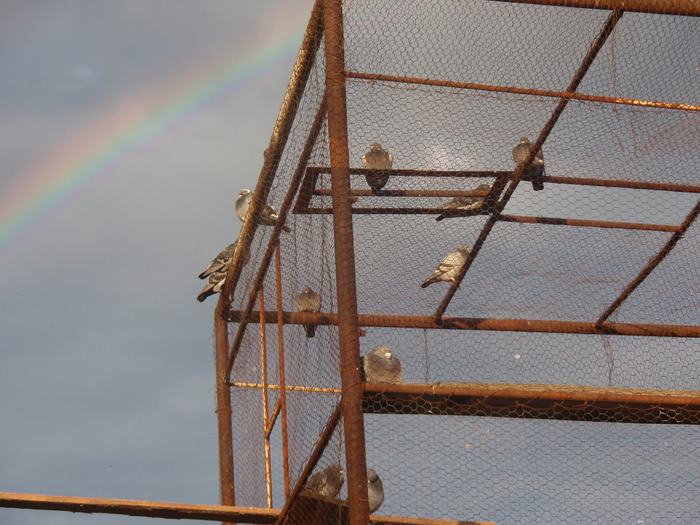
top-left (0, 2), bottom-right (313, 524)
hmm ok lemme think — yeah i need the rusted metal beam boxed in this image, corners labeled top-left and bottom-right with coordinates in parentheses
top-left (258, 290), bottom-right (274, 508)
top-left (364, 382), bottom-right (700, 425)
top-left (229, 381), bottom-right (700, 425)
top-left (598, 197), bottom-right (700, 323)
top-left (487, 0), bottom-right (700, 17)
top-left (497, 214), bottom-right (680, 232)
top-left (545, 176), bottom-right (700, 193)
top-left (226, 310), bottom-right (700, 338)
top-left (213, 301), bottom-right (235, 516)
top-left (0, 492), bottom-right (494, 525)
top-left (0, 493), bottom-right (278, 523)
top-left (313, 188), bottom-right (493, 198)
top-left (220, 0), bottom-right (324, 312)
top-left (324, 0), bottom-right (370, 523)
top-left (275, 243), bottom-right (291, 497)
top-left (435, 10), bottom-right (622, 319)
top-left (346, 72), bottom-right (700, 112)
top-left (303, 167), bottom-right (700, 194)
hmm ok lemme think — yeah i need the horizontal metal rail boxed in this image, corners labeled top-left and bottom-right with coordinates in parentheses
top-left (303, 167), bottom-right (700, 193)
top-left (225, 310), bottom-right (700, 338)
top-left (488, 0), bottom-right (700, 17)
top-left (0, 493), bottom-right (278, 523)
top-left (0, 492), bottom-right (495, 525)
top-left (364, 382), bottom-right (700, 424)
top-left (346, 72), bottom-right (700, 112)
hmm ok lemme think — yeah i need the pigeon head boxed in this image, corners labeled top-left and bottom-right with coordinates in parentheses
top-left (519, 137), bottom-right (531, 145)
top-left (456, 244), bottom-right (471, 254)
top-left (239, 189), bottom-right (252, 198)
top-left (369, 142), bottom-right (383, 152)
top-left (372, 345), bottom-right (392, 359)
top-left (301, 286), bottom-right (313, 295)
top-left (367, 469), bottom-right (379, 483)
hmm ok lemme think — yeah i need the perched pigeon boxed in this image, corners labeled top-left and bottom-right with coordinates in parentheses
top-left (295, 286), bottom-right (322, 338)
top-left (304, 464), bottom-right (345, 499)
top-left (367, 469), bottom-right (384, 513)
top-left (421, 244), bottom-right (471, 288)
top-left (196, 271), bottom-right (228, 303)
top-left (512, 137), bottom-right (545, 191)
top-left (236, 188), bottom-right (291, 232)
top-left (235, 189), bottom-right (253, 223)
top-left (436, 183), bottom-right (492, 221)
top-left (361, 142), bottom-right (393, 194)
top-left (362, 345), bottom-right (403, 383)
top-left (196, 241), bottom-right (249, 302)
top-left (198, 243), bottom-right (237, 280)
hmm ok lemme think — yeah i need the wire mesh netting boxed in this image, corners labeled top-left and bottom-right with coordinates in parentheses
top-left (220, 1), bottom-right (699, 524)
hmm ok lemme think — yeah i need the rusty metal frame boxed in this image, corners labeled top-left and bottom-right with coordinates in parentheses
top-left (258, 290), bottom-right (274, 508)
top-left (274, 244), bottom-right (291, 497)
top-left (598, 198), bottom-right (700, 322)
top-left (227, 310), bottom-right (700, 338)
top-left (323, 0), bottom-right (370, 524)
top-left (364, 382), bottom-right (700, 425)
top-left (435, 9), bottom-right (623, 318)
top-left (488, 0), bottom-right (700, 17)
top-left (345, 72), bottom-right (700, 112)
top-left (0, 492), bottom-right (495, 525)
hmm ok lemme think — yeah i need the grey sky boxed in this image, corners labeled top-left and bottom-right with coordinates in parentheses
top-left (0, 2), bottom-right (313, 524)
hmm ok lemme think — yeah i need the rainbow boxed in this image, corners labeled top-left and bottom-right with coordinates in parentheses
top-left (0, 18), bottom-right (307, 254)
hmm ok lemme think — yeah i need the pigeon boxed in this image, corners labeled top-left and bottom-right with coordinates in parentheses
top-left (367, 469), bottom-right (384, 513)
top-left (361, 345), bottom-right (403, 383)
top-left (196, 271), bottom-right (228, 303)
top-left (512, 137), bottom-right (545, 191)
top-left (198, 243), bottom-right (237, 280)
top-left (304, 464), bottom-right (345, 499)
top-left (236, 188), bottom-right (291, 232)
top-left (361, 142), bottom-right (393, 194)
top-left (421, 244), bottom-right (471, 288)
top-left (196, 241), bottom-right (249, 302)
top-left (436, 183), bottom-right (492, 221)
top-left (295, 286), bottom-right (322, 338)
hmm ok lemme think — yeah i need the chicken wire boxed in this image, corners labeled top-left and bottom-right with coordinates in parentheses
top-left (220, 1), bottom-right (699, 524)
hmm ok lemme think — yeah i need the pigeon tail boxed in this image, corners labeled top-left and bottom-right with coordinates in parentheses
top-left (303, 324), bottom-right (317, 338)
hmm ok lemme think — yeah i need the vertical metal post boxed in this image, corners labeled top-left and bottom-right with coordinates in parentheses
top-left (323, 1), bottom-right (370, 524)
top-left (259, 290), bottom-right (273, 508)
top-left (275, 244), bottom-right (291, 496)
top-left (213, 301), bottom-right (235, 525)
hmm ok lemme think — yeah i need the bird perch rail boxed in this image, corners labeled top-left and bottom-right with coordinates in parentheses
top-left (224, 310), bottom-right (700, 338)
top-left (228, 380), bottom-right (700, 425)
top-left (0, 492), bottom-right (495, 525)
top-left (293, 167), bottom-right (700, 227)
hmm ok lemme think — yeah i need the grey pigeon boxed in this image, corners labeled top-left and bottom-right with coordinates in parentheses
top-left (361, 142), bottom-right (393, 194)
top-left (362, 345), bottom-right (403, 383)
top-left (436, 183), bottom-right (491, 221)
top-left (512, 137), bottom-right (545, 191)
top-left (236, 188), bottom-right (291, 232)
top-left (196, 241), bottom-right (249, 302)
top-left (198, 242), bottom-right (237, 279)
top-left (367, 469), bottom-right (384, 513)
top-left (304, 464), bottom-right (344, 499)
top-left (196, 271), bottom-right (227, 303)
top-left (421, 244), bottom-right (471, 288)
top-left (295, 286), bottom-right (322, 338)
